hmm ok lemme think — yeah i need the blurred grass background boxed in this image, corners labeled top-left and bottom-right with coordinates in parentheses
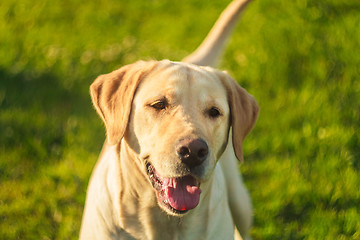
top-left (0, 0), bottom-right (359, 239)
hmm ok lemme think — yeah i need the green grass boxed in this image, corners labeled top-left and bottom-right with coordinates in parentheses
top-left (1, 0), bottom-right (359, 239)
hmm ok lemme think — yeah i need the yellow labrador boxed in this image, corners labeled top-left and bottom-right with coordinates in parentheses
top-left (80, 1), bottom-right (258, 239)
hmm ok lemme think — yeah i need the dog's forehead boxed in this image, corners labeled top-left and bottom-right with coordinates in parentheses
top-left (136, 62), bottom-right (227, 102)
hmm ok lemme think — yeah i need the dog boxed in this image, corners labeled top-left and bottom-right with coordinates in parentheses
top-left (80, 0), bottom-right (258, 239)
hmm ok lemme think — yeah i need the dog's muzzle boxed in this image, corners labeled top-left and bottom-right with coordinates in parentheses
top-left (176, 138), bottom-right (208, 169)
top-left (146, 163), bottom-right (202, 215)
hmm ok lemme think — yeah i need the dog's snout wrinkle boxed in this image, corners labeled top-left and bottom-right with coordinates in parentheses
top-left (176, 138), bottom-right (208, 169)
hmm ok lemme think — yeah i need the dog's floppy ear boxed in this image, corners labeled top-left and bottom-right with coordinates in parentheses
top-left (217, 71), bottom-right (259, 162)
top-left (90, 60), bottom-right (157, 145)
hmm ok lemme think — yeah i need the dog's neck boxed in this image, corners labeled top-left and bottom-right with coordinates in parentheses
top-left (115, 139), bottom-right (183, 239)
top-left (118, 139), bottom-right (149, 193)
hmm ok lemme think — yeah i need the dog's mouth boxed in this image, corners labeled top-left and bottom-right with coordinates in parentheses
top-left (146, 163), bottom-right (202, 215)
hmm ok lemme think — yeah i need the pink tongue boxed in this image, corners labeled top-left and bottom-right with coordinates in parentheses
top-left (162, 176), bottom-right (202, 211)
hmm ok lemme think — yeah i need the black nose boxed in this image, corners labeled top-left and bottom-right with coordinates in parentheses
top-left (176, 138), bottom-right (208, 168)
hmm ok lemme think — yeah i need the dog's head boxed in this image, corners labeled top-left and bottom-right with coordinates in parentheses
top-left (90, 60), bottom-right (258, 216)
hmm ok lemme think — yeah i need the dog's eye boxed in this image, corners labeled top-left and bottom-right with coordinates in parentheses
top-left (150, 99), bottom-right (168, 110)
top-left (207, 107), bottom-right (222, 118)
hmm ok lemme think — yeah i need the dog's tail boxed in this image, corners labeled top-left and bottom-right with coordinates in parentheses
top-left (182, 0), bottom-right (252, 68)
